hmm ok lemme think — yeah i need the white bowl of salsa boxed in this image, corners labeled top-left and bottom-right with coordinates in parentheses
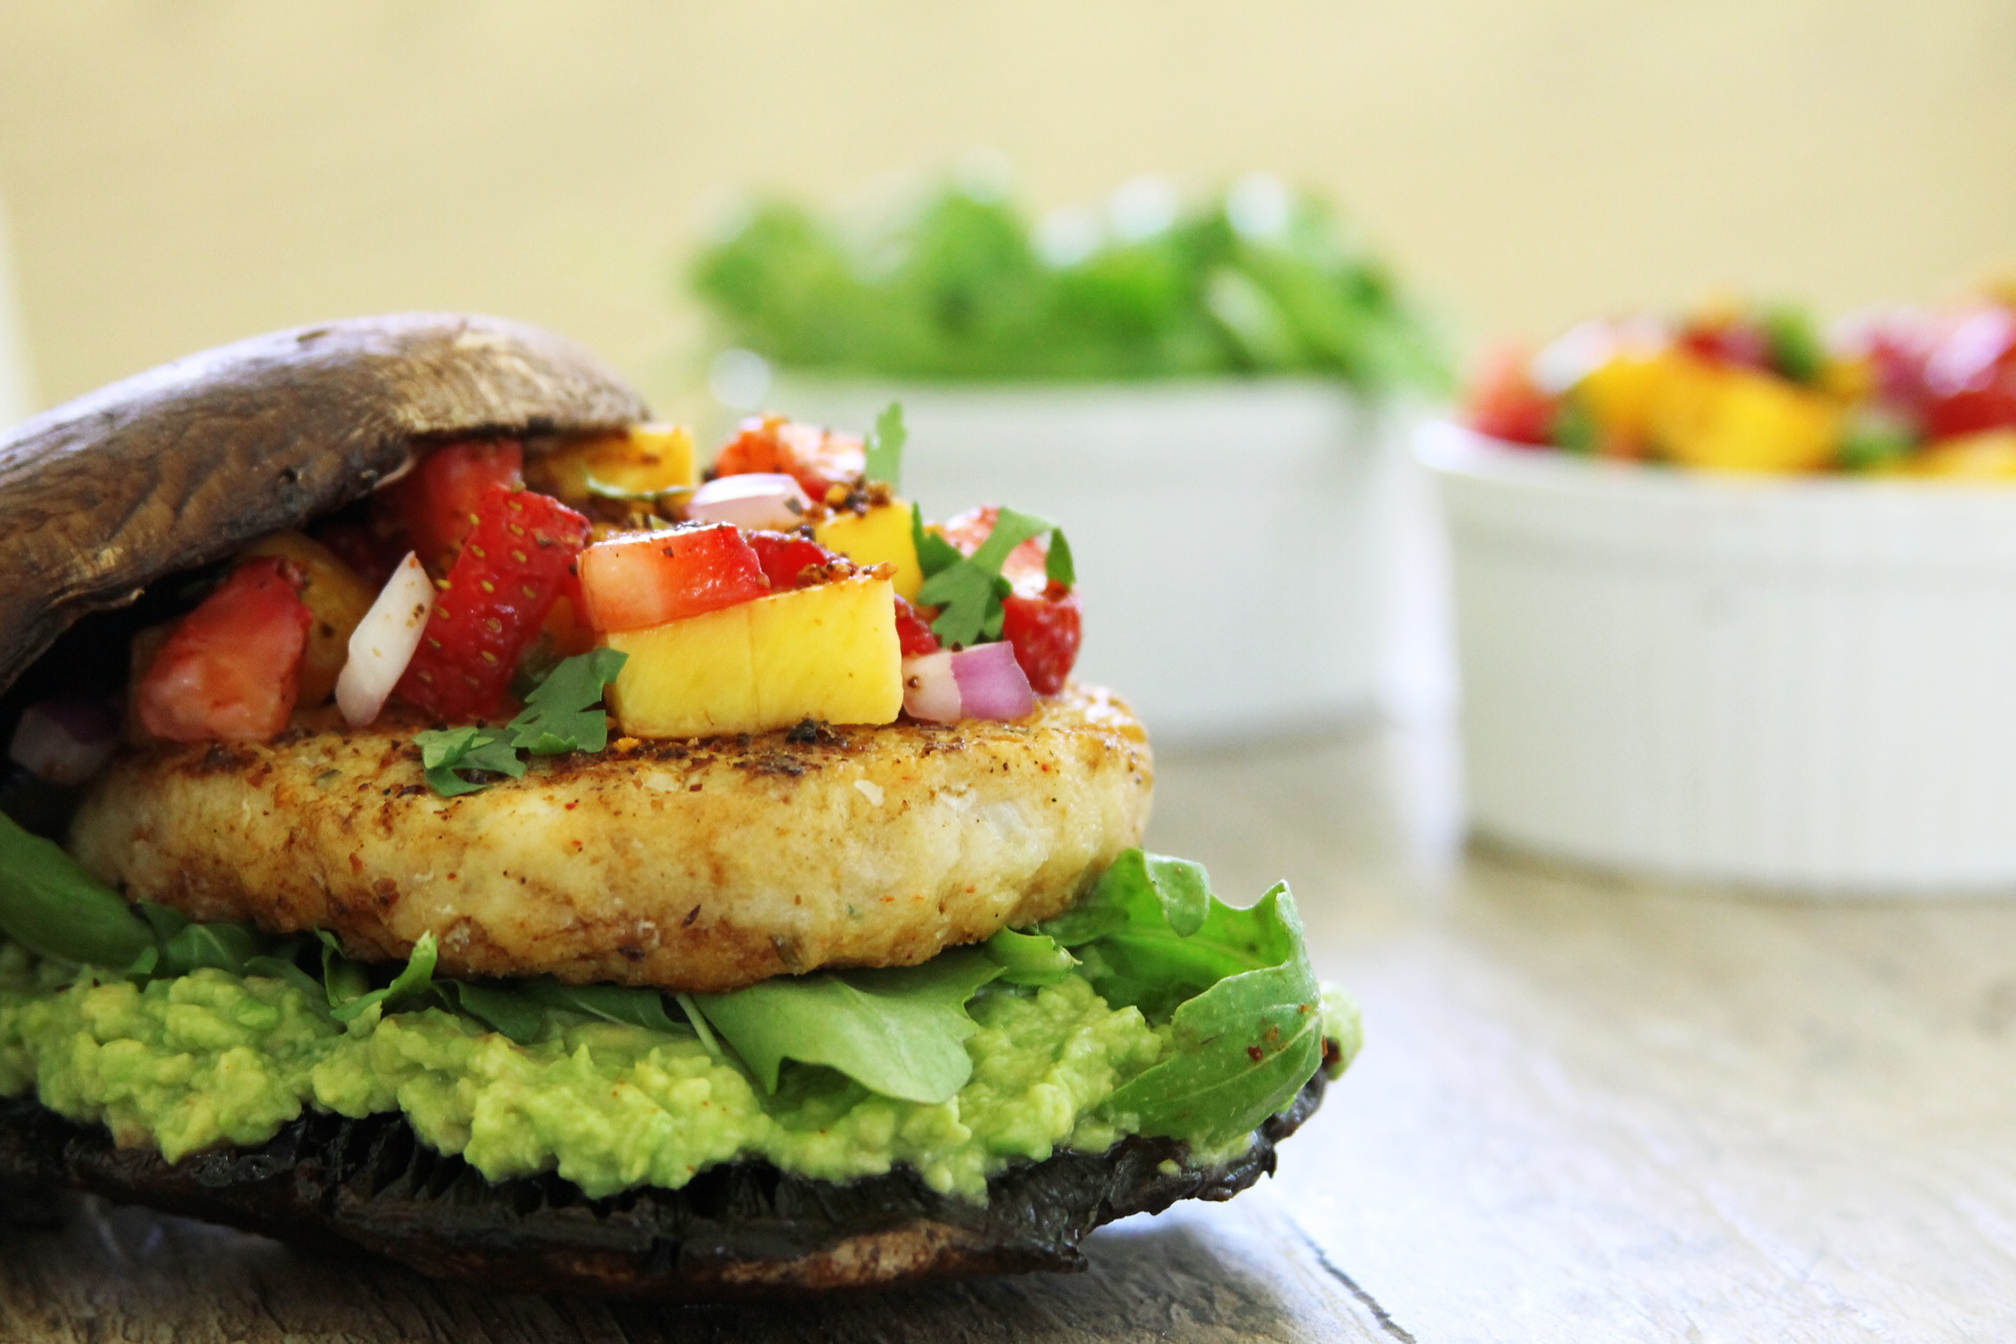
top-left (1422, 420), bottom-right (2016, 894)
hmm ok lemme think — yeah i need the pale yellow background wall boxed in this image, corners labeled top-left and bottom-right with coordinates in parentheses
top-left (2, 1), bottom-right (2012, 416)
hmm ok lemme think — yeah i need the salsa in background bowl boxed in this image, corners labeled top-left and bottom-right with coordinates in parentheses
top-left (1427, 295), bottom-right (2016, 894)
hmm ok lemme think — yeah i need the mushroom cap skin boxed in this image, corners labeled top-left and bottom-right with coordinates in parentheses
top-left (0, 313), bottom-right (649, 697)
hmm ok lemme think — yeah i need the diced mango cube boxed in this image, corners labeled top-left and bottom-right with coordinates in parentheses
top-left (1650, 358), bottom-right (1840, 473)
top-left (604, 576), bottom-right (901, 738)
top-left (531, 423), bottom-right (697, 502)
top-left (815, 501), bottom-right (924, 600)
top-left (1910, 430), bottom-right (2016, 480)
top-left (240, 530), bottom-right (375, 706)
top-left (749, 575), bottom-right (903, 726)
top-left (605, 603), bottom-right (759, 738)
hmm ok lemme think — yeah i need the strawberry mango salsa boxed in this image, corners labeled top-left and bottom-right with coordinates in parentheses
top-left (1467, 293), bottom-right (2016, 477)
top-left (129, 407), bottom-right (1083, 777)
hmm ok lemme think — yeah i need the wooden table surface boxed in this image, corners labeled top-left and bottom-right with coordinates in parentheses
top-left (5, 717), bottom-right (2013, 1342)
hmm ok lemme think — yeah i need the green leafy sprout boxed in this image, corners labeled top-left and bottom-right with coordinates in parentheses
top-left (691, 174), bottom-right (1450, 394)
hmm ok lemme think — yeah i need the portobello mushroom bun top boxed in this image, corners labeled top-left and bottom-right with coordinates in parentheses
top-left (0, 313), bottom-right (1356, 1299)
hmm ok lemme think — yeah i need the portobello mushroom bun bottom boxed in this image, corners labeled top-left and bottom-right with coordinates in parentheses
top-left (0, 314), bottom-right (1361, 1299)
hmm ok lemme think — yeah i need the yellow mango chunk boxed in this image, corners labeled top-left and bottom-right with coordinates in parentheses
top-left (1575, 351), bottom-right (1684, 456)
top-left (240, 531), bottom-right (375, 706)
top-left (1649, 357), bottom-right (1840, 473)
top-left (605, 603), bottom-right (759, 739)
top-left (604, 576), bottom-right (900, 738)
top-left (749, 575), bottom-right (903, 727)
top-left (1910, 430), bottom-right (2016, 480)
top-left (814, 500), bottom-right (924, 600)
top-left (531, 423), bottom-right (697, 502)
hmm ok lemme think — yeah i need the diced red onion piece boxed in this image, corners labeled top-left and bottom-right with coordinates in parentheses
top-left (902, 651), bottom-right (963, 723)
top-left (685, 473), bottom-right (813, 532)
top-left (949, 642), bottom-right (1036, 721)
top-left (9, 696), bottom-right (118, 786)
top-left (336, 552), bottom-right (435, 726)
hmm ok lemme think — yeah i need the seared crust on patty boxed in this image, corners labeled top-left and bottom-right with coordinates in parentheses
top-left (67, 686), bottom-right (1152, 992)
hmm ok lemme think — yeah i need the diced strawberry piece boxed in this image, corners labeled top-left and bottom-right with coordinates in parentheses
top-left (1925, 386), bottom-right (2016, 441)
top-left (713, 415), bottom-right (865, 500)
top-left (894, 595), bottom-right (941, 657)
top-left (746, 529), bottom-right (839, 591)
top-left (137, 558), bottom-right (312, 742)
top-left (380, 439), bottom-right (525, 570)
top-left (397, 486), bottom-right (590, 719)
top-left (1676, 319), bottom-right (1772, 372)
top-left (578, 523), bottom-right (770, 634)
top-left (1000, 584), bottom-right (1081, 695)
top-left (1464, 347), bottom-right (1558, 447)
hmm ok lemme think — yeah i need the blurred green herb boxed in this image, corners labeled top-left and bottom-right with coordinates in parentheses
top-left (692, 175), bottom-right (1448, 394)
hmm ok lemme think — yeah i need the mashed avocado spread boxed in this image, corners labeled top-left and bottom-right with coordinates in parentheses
top-left (0, 842), bottom-right (1359, 1204)
top-left (0, 941), bottom-right (1173, 1201)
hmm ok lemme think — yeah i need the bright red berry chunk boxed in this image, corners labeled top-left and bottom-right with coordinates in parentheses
top-left (137, 557), bottom-right (312, 742)
top-left (745, 529), bottom-right (839, 591)
top-left (894, 595), bottom-right (941, 658)
top-left (397, 486), bottom-right (590, 719)
top-left (578, 523), bottom-right (771, 634)
top-left (1000, 584), bottom-right (1080, 695)
top-left (381, 439), bottom-right (525, 570)
top-left (1465, 347), bottom-right (1558, 447)
top-left (713, 415), bottom-right (865, 500)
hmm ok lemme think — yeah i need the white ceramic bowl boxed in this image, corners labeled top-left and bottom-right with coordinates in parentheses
top-left (1421, 421), bottom-right (2016, 895)
top-left (751, 376), bottom-right (1409, 743)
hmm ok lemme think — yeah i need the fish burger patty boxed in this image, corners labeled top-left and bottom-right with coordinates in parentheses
top-left (68, 686), bottom-right (1154, 992)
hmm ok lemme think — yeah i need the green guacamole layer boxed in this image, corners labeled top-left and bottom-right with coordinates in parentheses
top-left (0, 941), bottom-right (1182, 1201)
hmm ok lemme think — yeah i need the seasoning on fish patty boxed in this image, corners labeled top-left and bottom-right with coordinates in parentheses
top-left (66, 685), bottom-right (1152, 993)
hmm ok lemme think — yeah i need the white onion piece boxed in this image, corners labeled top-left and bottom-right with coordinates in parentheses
top-left (901, 651), bottom-right (963, 723)
top-left (336, 552), bottom-right (435, 726)
top-left (685, 473), bottom-right (813, 531)
top-left (9, 696), bottom-right (118, 786)
top-left (950, 642), bottom-right (1036, 721)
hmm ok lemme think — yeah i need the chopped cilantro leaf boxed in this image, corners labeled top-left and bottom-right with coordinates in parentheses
top-left (864, 402), bottom-right (906, 489)
top-left (912, 502), bottom-right (964, 577)
top-left (1045, 527), bottom-right (1075, 586)
top-left (915, 506), bottom-right (1074, 648)
top-left (415, 726), bottom-right (525, 797)
top-left (507, 648), bottom-right (628, 755)
top-left (414, 650), bottom-right (627, 797)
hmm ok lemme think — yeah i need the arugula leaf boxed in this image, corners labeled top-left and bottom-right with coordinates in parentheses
top-left (326, 933), bottom-right (439, 1023)
top-left (863, 402), bottom-right (906, 489)
top-left (1043, 848), bottom-right (1274, 1020)
top-left (1100, 883), bottom-right (1324, 1149)
top-left (0, 812), bottom-right (154, 969)
top-left (507, 649), bottom-right (627, 756)
top-left (916, 507), bottom-right (1073, 648)
top-left (441, 980), bottom-right (550, 1045)
top-left (1035, 847), bottom-right (1328, 1149)
top-left (690, 952), bottom-right (1003, 1104)
top-left (416, 726), bottom-right (524, 797)
top-left (242, 954), bottom-right (328, 1003)
top-left (522, 977), bottom-right (681, 1033)
top-left (982, 927), bottom-right (1078, 986)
